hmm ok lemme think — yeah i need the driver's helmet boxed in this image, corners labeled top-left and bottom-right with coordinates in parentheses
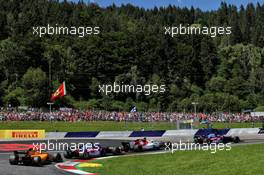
top-left (208, 133), bottom-right (216, 138)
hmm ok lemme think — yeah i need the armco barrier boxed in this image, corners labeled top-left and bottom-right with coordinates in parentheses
top-left (129, 130), bottom-right (166, 137)
top-left (162, 130), bottom-right (197, 141)
top-left (65, 131), bottom-right (100, 138)
top-left (225, 128), bottom-right (260, 137)
top-left (163, 129), bottom-right (198, 137)
top-left (5, 128), bottom-right (263, 140)
top-left (96, 131), bottom-right (132, 138)
top-left (45, 132), bottom-right (67, 139)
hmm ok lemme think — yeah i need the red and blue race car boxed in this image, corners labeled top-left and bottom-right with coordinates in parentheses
top-left (194, 128), bottom-right (240, 144)
top-left (64, 143), bottom-right (124, 159)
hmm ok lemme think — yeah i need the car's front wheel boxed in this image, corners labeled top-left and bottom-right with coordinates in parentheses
top-left (53, 153), bottom-right (62, 162)
top-left (64, 151), bottom-right (73, 159)
top-left (33, 156), bottom-right (42, 166)
top-left (83, 152), bottom-right (89, 159)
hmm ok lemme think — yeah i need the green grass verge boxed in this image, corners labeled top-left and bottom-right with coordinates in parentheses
top-left (0, 121), bottom-right (261, 132)
top-left (81, 144), bottom-right (264, 175)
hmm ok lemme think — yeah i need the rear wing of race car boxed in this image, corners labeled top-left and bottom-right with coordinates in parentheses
top-left (13, 150), bottom-right (28, 158)
top-left (14, 150), bottom-right (27, 154)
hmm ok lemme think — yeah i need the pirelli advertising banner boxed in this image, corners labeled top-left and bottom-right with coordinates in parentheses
top-left (0, 130), bottom-right (45, 139)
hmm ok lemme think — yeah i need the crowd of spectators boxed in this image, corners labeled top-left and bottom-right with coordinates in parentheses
top-left (0, 109), bottom-right (262, 123)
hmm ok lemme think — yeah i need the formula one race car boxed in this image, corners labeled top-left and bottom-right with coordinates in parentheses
top-left (194, 128), bottom-right (240, 144)
top-left (9, 148), bottom-right (62, 166)
top-left (64, 143), bottom-right (124, 159)
top-left (122, 138), bottom-right (165, 152)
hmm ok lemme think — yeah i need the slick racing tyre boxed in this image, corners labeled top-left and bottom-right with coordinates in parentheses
top-left (53, 153), bottom-right (63, 162)
top-left (9, 154), bottom-right (19, 165)
top-left (121, 143), bottom-right (130, 152)
top-left (64, 151), bottom-right (73, 159)
top-left (83, 152), bottom-right (90, 159)
top-left (33, 156), bottom-right (42, 166)
top-left (138, 145), bottom-right (143, 152)
top-left (115, 147), bottom-right (122, 154)
top-left (233, 136), bottom-right (240, 143)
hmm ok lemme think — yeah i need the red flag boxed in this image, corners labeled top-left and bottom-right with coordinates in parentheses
top-left (50, 81), bottom-right (67, 101)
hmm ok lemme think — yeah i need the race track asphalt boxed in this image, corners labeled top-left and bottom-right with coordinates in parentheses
top-left (0, 138), bottom-right (263, 175)
top-left (0, 139), bottom-right (128, 175)
top-left (0, 153), bottom-right (72, 175)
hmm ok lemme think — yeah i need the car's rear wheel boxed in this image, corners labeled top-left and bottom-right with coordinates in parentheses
top-left (33, 156), bottom-right (42, 166)
top-left (138, 146), bottom-right (143, 152)
top-left (206, 139), bottom-right (212, 144)
top-left (115, 147), bottom-right (122, 154)
top-left (9, 155), bottom-right (18, 165)
top-left (122, 142), bottom-right (130, 152)
top-left (100, 148), bottom-right (106, 156)
top-left (233, 136), bottom-right (240, 143)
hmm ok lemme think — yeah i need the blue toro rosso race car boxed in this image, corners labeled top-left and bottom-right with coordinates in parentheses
top-left (194, 128), bottom-right (240, 144)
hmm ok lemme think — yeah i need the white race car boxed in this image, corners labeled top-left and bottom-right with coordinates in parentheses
top-left (122, 138), bottom-right (165, 152)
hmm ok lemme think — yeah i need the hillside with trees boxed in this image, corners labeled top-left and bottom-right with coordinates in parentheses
top-left (0, 0), bottom-right (264, 112)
